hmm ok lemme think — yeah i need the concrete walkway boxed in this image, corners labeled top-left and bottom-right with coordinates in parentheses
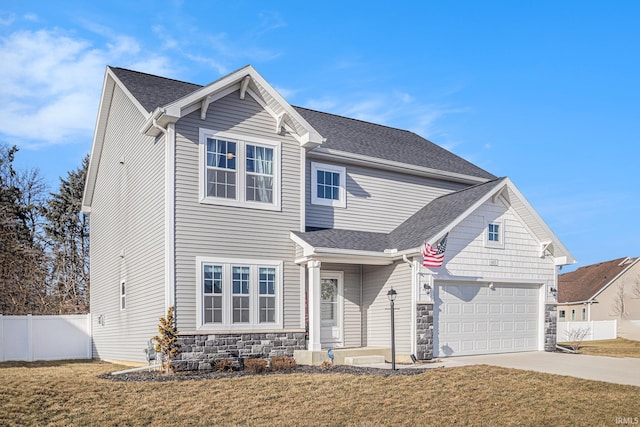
top-left (440, 351), bottom-right (640, 387)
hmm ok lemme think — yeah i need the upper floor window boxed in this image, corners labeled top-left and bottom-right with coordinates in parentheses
top-left (196, 257), bottom-right (283, 330)
top-left (485, 221), bottom-right (504, 249)
top-left (199, 129), bottom-right (280, 211)
top-left (311, 162), bottom-right (346, 208)
top-left (581, 307), bottom-right (587, 321)
top-left (559, 309), bottom-right (566, 321)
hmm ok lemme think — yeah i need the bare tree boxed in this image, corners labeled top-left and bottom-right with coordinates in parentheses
top-left (0, 143), bottom-right (51, 314)
top-left (632, 275), bottom-right (640, 299)
top-left (564, 327), bottom-right (590, 352)
top-left (609, 280), bottom-right (626, 319)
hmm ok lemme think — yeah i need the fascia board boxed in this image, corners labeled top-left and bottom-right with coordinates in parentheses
top-left (308, 147), bottom-right (490, 185)
top-left (161, 65), bottom-right (323, 147)
top-left (82, 68), bottom-right (116, 212)
top-left (247, 69), bottom-right (323, 146)
top-left (422, 180), bottom-right (509, 247)
top-left (503, 177), bottom-right (576, 265)
top-left (589, 257), bottom-right (640, 301)
top-left (162, 66), bottom-right (253, 116)
top-left (107, 67), bottom-right (151, 117)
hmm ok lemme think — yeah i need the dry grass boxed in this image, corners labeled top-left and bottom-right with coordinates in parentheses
top-left (0, 360), bottom-right (638, 426)
top-left (567, 338), bottom-right (640, 358)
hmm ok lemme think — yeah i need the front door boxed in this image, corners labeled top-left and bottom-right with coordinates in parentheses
top-left (320, 271), bottom-right (343, 347)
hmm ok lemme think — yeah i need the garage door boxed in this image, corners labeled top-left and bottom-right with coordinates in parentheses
top-left (434, 283), bottom-right (539, 357)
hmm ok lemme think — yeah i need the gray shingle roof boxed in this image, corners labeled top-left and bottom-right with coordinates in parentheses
top-left (291, 229), bottom-right (391, 252)
top-left (108, 66), bottom-right (495, 181)
top-left (293, 178), bottom-right (506, 252)
top-left (110, 67), bottom-right (202, 113)
top-left (294, 107), bottom-right (495, 180)
top-left (558, 257), bottom-right (638, 303)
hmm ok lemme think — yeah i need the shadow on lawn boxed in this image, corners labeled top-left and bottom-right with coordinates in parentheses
top-left (0, 359), bottom-right (103, 369)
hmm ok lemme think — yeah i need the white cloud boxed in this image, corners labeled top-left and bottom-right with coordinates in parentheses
top-left (0, 27), bottom-right (174, 149)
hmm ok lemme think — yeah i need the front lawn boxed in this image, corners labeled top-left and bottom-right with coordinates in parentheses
top-left (567, 338), bottom-right (640, 358)
top-left (0, 360), bottom-right (637, 426)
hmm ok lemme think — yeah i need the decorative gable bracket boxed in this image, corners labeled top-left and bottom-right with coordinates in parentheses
top-left (540, 241), bottom-right (554, 258)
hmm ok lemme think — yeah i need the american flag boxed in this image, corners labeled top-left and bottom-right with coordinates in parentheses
top-left (422, 233), bottom-right (448, 268)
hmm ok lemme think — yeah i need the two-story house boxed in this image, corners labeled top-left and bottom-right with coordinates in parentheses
top-left (82, 65), bottom-right (575, 367)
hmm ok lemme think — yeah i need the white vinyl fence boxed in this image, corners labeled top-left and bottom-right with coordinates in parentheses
top-left (0, 314), bottom-right (92, 362)
top-left (557, 320), bottom-right (617, 342)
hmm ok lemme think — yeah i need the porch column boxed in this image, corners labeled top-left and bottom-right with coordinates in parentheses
top-left (307, 260), bottom-right (322, 351)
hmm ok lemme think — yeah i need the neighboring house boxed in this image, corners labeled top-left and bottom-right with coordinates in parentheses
top-left (558, 257), bottom-right (640, 328)
top-left (82, 65), bottom-right (575, 367)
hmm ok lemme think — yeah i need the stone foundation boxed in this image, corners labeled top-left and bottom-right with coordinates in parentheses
top-left (173, 332), bottom-right (306, 371)
top-left (416, 303), bottom-right (434, 360)
top-left (544, 304), bottom-right (557, 351)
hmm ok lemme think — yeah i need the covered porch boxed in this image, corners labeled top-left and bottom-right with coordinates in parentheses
top-left (291, 231), bottom-right (431, 365)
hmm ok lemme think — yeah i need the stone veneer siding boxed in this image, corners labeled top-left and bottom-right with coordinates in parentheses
top-left (544, 304), bottom-right (557, 352)
top-left (173, 332), bottom-right (306, 371)
top-left (416, 303), bottom-right (434, 360)
top-left (418, 302), bottom-right (557, 357)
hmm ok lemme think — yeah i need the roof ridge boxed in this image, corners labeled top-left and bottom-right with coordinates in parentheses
top-left (110, 66), bottom-right (203, 88)
top-left (293, 105), bottom-right (419, 135)
top-left (432, 176), bottom-right (506, 201)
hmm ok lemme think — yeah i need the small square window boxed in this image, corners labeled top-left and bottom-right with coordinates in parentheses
top-left (311, 162), bottom-right (346, 208)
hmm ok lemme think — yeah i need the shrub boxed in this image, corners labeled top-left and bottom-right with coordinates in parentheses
top-left (215, 359), bottom-right (234, 372)
top-left (320, 360), bottom-right (333, 370)
top-left (152, 306), bottom-right (180, 374)
top-left (270, 356), bottom-right (297, 371)
top-left (244, 358), bottom-right (268, 374)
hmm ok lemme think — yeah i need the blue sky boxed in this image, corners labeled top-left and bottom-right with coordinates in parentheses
top-left (1, 1), bottom-right (638, 270)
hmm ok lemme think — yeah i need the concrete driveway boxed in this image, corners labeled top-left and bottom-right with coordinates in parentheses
top-left (441, 351), bottom-right (640, 387)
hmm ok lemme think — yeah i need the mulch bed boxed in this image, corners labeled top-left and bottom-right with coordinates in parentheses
top-left (100, 364), bottom-right (434, 382)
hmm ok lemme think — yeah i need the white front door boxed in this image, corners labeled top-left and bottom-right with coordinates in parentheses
top-left (320, 271), bottom-right (343, 347)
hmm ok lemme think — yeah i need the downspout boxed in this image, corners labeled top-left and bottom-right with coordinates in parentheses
top-left (152, 119), bottom-right (168, 136)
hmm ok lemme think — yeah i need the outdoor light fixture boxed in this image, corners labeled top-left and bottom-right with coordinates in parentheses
top-left (387, 287), bottom-right (397, 370)
top-left (549, 287), bottom-right (558, 296)
top-left (488, 282), bottom-right (495, 290)
top-left (423, 283), bottom-right (432, 295)
top-left (387, 287), bottom-right (397, 302)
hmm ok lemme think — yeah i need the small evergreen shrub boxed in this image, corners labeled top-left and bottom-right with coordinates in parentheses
top-left (270, 356), bottom-right (297, 371)
top-left (244, 358), bottom-right (268, 374)
top-left (152, 306), bottom-right (180, 374)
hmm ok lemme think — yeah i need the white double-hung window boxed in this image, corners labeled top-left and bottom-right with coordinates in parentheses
top-left (199, 129), bottom-right (280, 210)
top-left (197, 257), bottom-right (282, 330)
top-left (311, 162), bottom-right (346, 208)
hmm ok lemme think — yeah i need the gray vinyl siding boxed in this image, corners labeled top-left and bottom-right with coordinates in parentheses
top-left (306, 159), bottom-right (466, 233)
top-left (174, 90), bottom-right (302, 331)
top-left (362, 261), bottom-right (412, 355)
top-left (321, 263), bottom-right (362, 348)
top-left (90, 85), bottom-right (166, 362)
top-left (443, 200), bottom-right (556, 285)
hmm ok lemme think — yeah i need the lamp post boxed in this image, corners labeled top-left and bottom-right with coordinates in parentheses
top-left (387, 287), bottom-right (397, 370)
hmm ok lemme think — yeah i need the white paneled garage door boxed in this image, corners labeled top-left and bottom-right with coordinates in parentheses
top-left (434, 283), bottom-right (539, 357)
